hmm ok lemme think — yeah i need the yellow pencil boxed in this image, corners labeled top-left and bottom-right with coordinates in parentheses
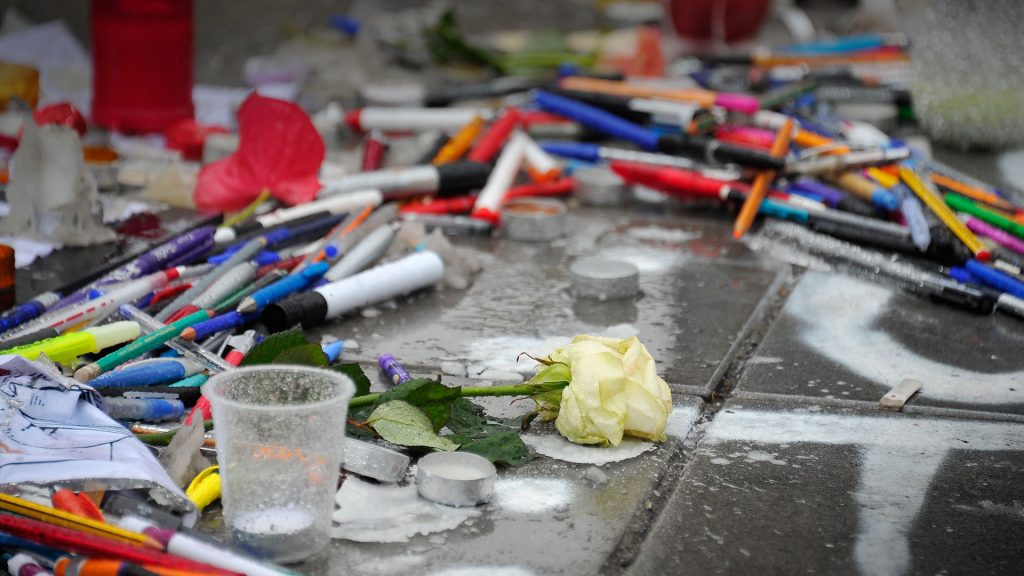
top-left (433, 116), bottom-right (485, 165)
top-left (733, 119), bottom-right (794, 239)
top-left (0, 492), bottom-right (155, 547)
top-left (867, 167), bottom-right (899, 189)
top-left (899, 166), bottom-right (992, 261)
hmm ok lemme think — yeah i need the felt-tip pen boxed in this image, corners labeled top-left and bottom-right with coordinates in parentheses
top-left (263, 251), bottom-right (445, 331)
top-left (319, 161), bottom-right (492, 200)
top-left (345, 107), bottom-right (494, 133)
top-left (236, 261), bottom-right (331, 313)
top-left (213, 189), bottom-right (383, 243)
top-left (0, 322), bottom-right (141, 364)
top-left (0, 291), bottom-right (61, 335)
top-left (534, 91), bottom-right (782, 170)
top-left (106, 397), bottom-right (185, 422)
top-left (90, 358), bottom-right (205, 389)
top-left (540, 141), bottom-right (697, 170)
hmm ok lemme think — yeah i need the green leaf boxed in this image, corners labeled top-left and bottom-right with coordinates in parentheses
top-left (525, 361), bottom-right (571, 385)
top-left (272, 344), bottom-right (329, 367)
top-left (447, 399), bottom-right (530, 466)
top-left (523, 362), bottom-right (569, 421)
top-left (530, 388), bottom-right (564, 421)
top-left (446, 398), bottom-right (517, 438)
top-left (372, 377), bottom-right (461, 433)
top-left (367, 400), bottom-right (458, 451)
top-left (240, 327), bottom-right (307, 366)
top-left (458, 432), bottom-right (532, 467)
top-left (335, 363), bottom-right (372, 397)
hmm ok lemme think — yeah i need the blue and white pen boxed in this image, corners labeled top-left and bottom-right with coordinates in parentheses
top-left (90, 358), bottom-right (205, 389)
top-left (0, 292), bottom-right (61, 335)
top-left (235, 261), bottom-right (331, 313)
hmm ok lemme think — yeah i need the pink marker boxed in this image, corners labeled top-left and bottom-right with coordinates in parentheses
top-left (966, 216), bottom-right (1024, 255)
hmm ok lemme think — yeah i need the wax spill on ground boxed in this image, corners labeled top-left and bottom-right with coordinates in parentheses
top-left (332, 476), bottom-right (479, 543)
top-left (493, 478), bottom-right (573, 514)
top-left (626, 225), bottom-right (702, 245)
top-left (460, 324), bottom-right (639, 377)
top-left (522, 405), bottom-right (699, 465)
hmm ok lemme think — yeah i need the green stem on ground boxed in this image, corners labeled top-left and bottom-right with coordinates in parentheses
top-left (347, 382), bottom-right (567, 408)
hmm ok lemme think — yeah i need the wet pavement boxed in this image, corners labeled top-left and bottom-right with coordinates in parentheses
top-left (282, 181), bottom-right (1023, 575)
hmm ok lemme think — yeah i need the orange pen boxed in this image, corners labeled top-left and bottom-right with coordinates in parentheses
top-left (930, 173), bottom-right (1016, 212)
top-left (733, 119), bottom-right (794, 239)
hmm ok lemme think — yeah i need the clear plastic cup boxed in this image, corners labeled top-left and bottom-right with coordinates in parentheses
top-left (202, 365), bottom-right (354, 563)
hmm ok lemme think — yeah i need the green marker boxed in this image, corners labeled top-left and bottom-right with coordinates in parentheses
top-left (945, 193), bottom-right (1024, 239)
top-left (74, 309), bottom-right (213, 383)
top-left (0, 321), bottom-right (140, 364)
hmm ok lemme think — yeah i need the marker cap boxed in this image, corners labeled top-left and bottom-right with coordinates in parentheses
top-left (436, 161), bottom-right (493, 196)
top-left (262, 291), bottom-right (329, 332)
top-left (90, 321), bottom-right (142, 351)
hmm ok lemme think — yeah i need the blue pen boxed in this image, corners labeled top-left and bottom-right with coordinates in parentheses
top-left (759, 198), bottom-right (809, 223)
top-left (105, 397), bottom-right (185, 422)
top-left (215, 212), bottom-right (346, 258)
top-left (90, 358), bottom-right (204, 389)
top-left (540, 141), bottom-right (602, 163)
top-left (235, 261), bottom-right (330, 313)
top-left (964, 259), bottom-right (1024, 300)
top-left (536, 90), bottom-right (781, 169)
top-left (893, 183), bottom-right (932, 251)
top-left (209, 250), bottom-right (282, 267)
top-left (535, 90), bottom-right (660, 150)
top-left (780, 33), bottom-right (890, 55)
top-left (948, 266), bottom-right (978, 285)
top-left (0, 292), bottom-right (60, 335)
top-left (180, 310), bottom-right (260, 341)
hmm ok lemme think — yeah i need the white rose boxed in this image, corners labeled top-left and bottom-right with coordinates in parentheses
top-left (538, 335), bottom-right (672, 446)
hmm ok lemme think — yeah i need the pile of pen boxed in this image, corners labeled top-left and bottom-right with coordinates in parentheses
top-left (0, 488), bottom-right (299, 575)
top-left (2, 30), bottom-right (1024, 567)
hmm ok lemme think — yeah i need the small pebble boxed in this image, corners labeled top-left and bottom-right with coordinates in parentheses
top-left (440, 362), bottom-right (467, 377)
top-left (583, 466), bottom-right (609, 485)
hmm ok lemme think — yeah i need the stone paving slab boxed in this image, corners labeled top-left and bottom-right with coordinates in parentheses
top-left (626, 397), bottom-right (1024, 576)
top-left (314, 206), bottom-right (782, 393)
top-left (299, 396), bottom-right (706, 576)
top-left (735, 270), bottom-right (1024, 416)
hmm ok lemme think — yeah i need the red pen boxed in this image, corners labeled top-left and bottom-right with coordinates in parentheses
top-left (361, 130), bottom-right (387, 171)
top-left (51, 489), bottom-right (105, 523)
top-left (256, 255), bottom-right (303, 277)
top-left (714, 126), bottom-right (775, 150)
top-left (610, 161), bottom-right (732, 199)
top-left (401, 178), bottom-right (576, 215)
top-left (0, 514), bottom-right (238, 575)
top-left (467, 107), bottom-right (521, 163)
top-left (164, 304), bottom-right (199, 324)
top-left (147, 284), bottom-right (191, 308)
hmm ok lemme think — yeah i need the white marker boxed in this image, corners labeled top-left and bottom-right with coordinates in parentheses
top-left (213, 189), bottom-right (382, 243)
top-left (264, 251), bottom-right (445, 330)
top-left (471, 131), bottom-right (527, 225)
top-left (519, 132), bottom-right (562, 183)
top-left (345, 107), bottom-right (495, 132)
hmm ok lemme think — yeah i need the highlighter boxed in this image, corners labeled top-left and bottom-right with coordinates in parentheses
top-left (0, 321), bottom-right (141, 364)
